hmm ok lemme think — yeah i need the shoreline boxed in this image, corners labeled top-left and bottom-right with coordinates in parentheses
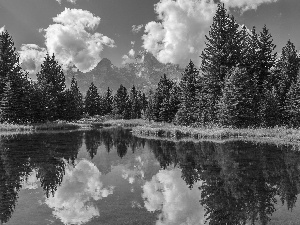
top-left (131, 123), bottom-right (300, 146)
top-left (2, 119), bottom-right (300, 146)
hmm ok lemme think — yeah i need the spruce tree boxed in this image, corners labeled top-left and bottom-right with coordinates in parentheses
top-left (145, 89), bottom-right (155, 121)
top-left (274, 40), bottom-right (300, 125)
top-left (153, 74), bottom-right (173, 122)
top-left (218, 67), bottom-right (258, 128)
top-left (37, 53), bottom-right (66, 121)
top-left (70, 77), bottom-right (83, 119)
top-left (129, 85), bottom-right (142, 119)
top-left (103, 87), bottom-right (113, 115)
top-left (85, 82), bottom-right (101, 116)
top-left (0, 81), bottom-right (15, 123)
top-left (0, 30), bottom-right (29, 123)
top-left (255, 25), bottom-right (277, 91)
top-left (200, 4), bottom-right (243, 123)
top-left (259, 87), bottom-right (281, 127)
top-left (176, 60), bottom-right (199, 126)
top-left (243, 26), bottom-right (277, 125)
top-left (284, 75), bottom-right (300, 127)
top-left (0, 30), bottom-right (22, 96)
top-left (113, 84), bottom-right (130, 119)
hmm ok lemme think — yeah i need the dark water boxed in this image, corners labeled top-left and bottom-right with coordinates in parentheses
top-left (1, 128), bottom-right (300, 225)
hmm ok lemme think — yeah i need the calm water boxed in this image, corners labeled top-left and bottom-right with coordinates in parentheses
top-left (1, 128), bottom-right (300, 225)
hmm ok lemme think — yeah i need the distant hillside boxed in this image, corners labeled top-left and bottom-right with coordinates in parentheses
top-left (65, 50), bottom-right (183, 94)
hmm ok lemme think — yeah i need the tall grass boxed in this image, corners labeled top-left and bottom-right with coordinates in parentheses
top-left (0, 122), bottom-right (81, 133)
top-left (132, 124), bottom-right (300, 145)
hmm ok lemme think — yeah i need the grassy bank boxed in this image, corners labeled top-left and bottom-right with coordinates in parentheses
top-left (132, 123), bottom-right (300, 145)
top-left (99, 119), bottom-right (150, 128)
top-left (0, 122), bottom-right (82, 133)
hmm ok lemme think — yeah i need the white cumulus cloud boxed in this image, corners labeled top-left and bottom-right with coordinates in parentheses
top-left (143, 0), bottom-right (279, 67)
top-left (56, 0), bottom-right (79, 4)
top-left (220, 0), bottom-right (279, 12)
top-left (142, 168), bottom-right (206, 225)
top-left (122, 48), bottom-right (137, 65)
top-left (43, 8), bottom-right (115, 73)
top-left (18, 44), bottom-right (47, 77)
top-left (132, 24), bottom-right (144, 34)
top-left (142, 0), bottom-right (217, 67)
top-left (45, 159), bottom-right (114, 225)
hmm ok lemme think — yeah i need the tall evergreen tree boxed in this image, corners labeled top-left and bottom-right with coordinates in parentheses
top-left (255, 25), bottom-right (277, 91)
top-left (85, 82), bottom-right (100, 116)
top-left (200, 4), bottom-right (243, 123)
top-left (129, 85), bottom-right (142, 119)
top-left (273, 40), bottom-right (300, 124)
top-left (113, 84), bottom-right (130, 119)
top-left (103, 87), bottom-right (113, 115)
top-left (0, 81), bottom-right (15, 123)
top-left (284, 75), bottom-right (300, 127)
top-left (70, 77), bottom-right (83, 119)
top-left (36, 53), bottom-right (66, 121)
top-left (218, 67), bottom-right (258, 128)
top-left (145, 89), bottom-right (155, 121)
top-left (244, 26), bottom-right (277, 125)
top-left (0, 30), bottom-right (29, 123)
top-left (153, 74), bottom-right (173, 122)
top-left (61, 77), bottom-right (83, 121)
top-left (176, 60), bottom-right (199, 126)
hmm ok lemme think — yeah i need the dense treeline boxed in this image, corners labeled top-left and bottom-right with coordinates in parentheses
top-left (1, 3), bottom-right (300, 128)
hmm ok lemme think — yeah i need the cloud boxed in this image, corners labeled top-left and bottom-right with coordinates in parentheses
top-left (220, 0), bottom-right (279, 11)
top-left (143, 0), bottom-right (279, 67)
top-left (121, 156), bottom-right (146, 184)
top-left (56, 0), bottom-right (79, 4)
top-left (131, 41), bottom-right (135, 47)
top-left (18, 44), bottom-right (47, 77)
top-left (43, 8), bottom-right (115, 73)
top-left (0, 26), bottom-right (5, 33)
top-left (45, 159), bottom-right (114, 225)
top-left (122, 49), bottom-right (137, 65)
top-left (142, 168), bottom-right (206, 225)
top-left (142, 0), bottom-right (217, 67)
top-left (132, 24), bottom-right (144, 34)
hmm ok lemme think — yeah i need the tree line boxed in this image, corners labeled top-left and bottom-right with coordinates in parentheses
top-left (1, 3), bottom-right (300, 128)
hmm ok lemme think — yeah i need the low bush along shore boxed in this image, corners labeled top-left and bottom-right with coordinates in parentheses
top-left (132, 123), bottom-right (300, 144)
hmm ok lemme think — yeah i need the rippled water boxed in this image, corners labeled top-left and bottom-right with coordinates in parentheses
top-left (1, 128), bottom-right (300, 225)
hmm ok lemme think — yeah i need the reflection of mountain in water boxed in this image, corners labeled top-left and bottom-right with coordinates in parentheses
top-left (65, 51), bottom-right (183, 93)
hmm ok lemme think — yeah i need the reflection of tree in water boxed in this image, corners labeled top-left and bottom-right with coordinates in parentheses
top-left (146, 139), bottom-right (300, 224)
top-left (0, 150), bottom-right (24, 224)
top-left (85, 130), bottom-right (101, 159)
top-left (86, 127), bottom-right (146, 159)
top-left (0, 131), bottom-right (83, 223)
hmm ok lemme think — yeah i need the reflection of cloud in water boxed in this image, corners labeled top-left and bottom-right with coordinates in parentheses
top-left (142, 168), bottom-right (205, 225)
top-left (22, 170), bottom-right (39, 190)
top-left (121, 156), bottom-right (146, 184)
top-left (45, 159), bottom-right (114, 225)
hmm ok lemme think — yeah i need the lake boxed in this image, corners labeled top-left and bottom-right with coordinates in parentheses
top-left (1, 127), bottom-right (300, 225)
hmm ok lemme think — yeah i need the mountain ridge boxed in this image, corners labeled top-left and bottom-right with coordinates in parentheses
top-left (65, 51), bottom-right (184, 94)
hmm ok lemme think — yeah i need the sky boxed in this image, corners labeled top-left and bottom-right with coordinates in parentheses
top-left (0, 0), bottom-right (300, 74)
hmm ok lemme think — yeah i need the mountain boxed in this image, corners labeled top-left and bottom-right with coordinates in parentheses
top-left (65, 51), bottom-right (184, 95)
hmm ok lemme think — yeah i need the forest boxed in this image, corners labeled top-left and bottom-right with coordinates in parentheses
top-left (0, 4), bottom-right (299, 128)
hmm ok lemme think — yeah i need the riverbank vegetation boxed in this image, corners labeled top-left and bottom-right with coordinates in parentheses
top-left (132, 124), bottom-right (300, 145)
top-left (1, 4), bottom-right (300, 139)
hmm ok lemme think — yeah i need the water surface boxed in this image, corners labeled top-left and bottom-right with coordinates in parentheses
top-left (1, 128), bottom-right (300, 225)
